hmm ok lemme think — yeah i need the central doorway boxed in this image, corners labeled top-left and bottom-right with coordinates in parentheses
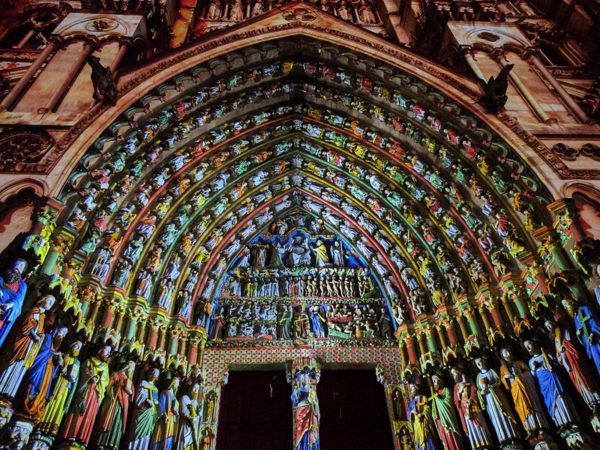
top-left (318, 369), bottom-right (395, 450)
top-left (216, 370), bottom-right (292, 450)
top-left (215, 368), bottom-right (395, 450)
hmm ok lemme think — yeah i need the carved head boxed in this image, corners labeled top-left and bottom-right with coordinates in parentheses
top-left (450, 367), bottom-right (464, 383)
top-left (148, 368), bottom-right (160, 382)
top-left (38, 295), bottom-right (56, 311)
top-left (70, 340), bottom-right (83, 357)
top-left (431, 373), bottom-right (444, 389)
top-left (0, 403), bottom-right (13, 429)
top-left (523, 339), bottom-right (539, 356)
top-left (474, 356), bottom-right (488, 372)
top-left (500, 347), bottom-right (513, 362)
top-left (98, 344), bottom-right (112, 361)
top-left (3, 258), bottom-right (27, 283)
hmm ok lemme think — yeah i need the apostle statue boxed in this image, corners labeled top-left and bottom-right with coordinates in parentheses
top-left (450, 366), bottom-right (493, 450)
top-left (291, 367), bottom-right (320, 450)
top-left (151, 375), bottom-right (180, 449)
top-left (499, 346), bottom-right (549, 435)
top-left (0, 294), bottom-right (54, 399)
top-left (407, 382), bottom-right (436, 450)
top-left (94, 360), bottom-right (136, 449)
top-left (21, 325), bottom-right (68, 419)
top-left (544, 316), bottom-right (600, 426)
top-left (563, 298), bottom-right (600, 377)
top-left (523, 339), bottom-right (579, 429)
top-left (429, 373), bottom-right (465, 450)
top-left (176, 381), bottom-right (202, 450)
top-left (38, 340), bottom-right (82, 435)
top-left (473, 356), bottom-right (521, 445)
top-left (61, 344), bottom-right (112, 446)
top-left (128, 368), bottom-right (160, 450)
top-left (0, 258), bottom-right (28, 349)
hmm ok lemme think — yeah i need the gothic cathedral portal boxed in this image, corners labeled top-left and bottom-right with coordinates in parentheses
top-left (1, 1), bottom-right (600, 449)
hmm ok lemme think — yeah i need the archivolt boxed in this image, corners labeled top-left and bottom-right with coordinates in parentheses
top-left (47, 36), bottom-right (563, 337)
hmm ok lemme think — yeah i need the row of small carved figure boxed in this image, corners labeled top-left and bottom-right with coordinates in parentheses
top-left (0, 296), bottom-right (215, 450)
top-left (223, 271), bottom-right (375, 298)
top-left (394, 307), bottom-right (600, 450)
top-left (204, 0), bottom-right (381, 25)
top-left (208, 302), bottom-right (393, 340)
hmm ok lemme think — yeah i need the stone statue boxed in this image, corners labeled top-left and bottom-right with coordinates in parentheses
top-left (151, 375), bottom-right (180, 449)
top-left (95, 360), bottom-right (136, 449)
top-left (499, 347), bottom-right (549, 434)
top-left (358, 2), bottom-right (377, 23)
top-left (128, 368), bottom-right (160, 450)
top-left (176, 382), bottom-right (201, 449)
top-left (0, 295), bottom-right (54, 398)
top-left (523, 339), bottom-right (578, 429)
top-left (545, 316), bottom-right (600, 425)
top-left (450, 366), bottom-right (493, 450)
top-left (291, 367), bottom-right (320, 450)
top-left (407, 382), bottom-right (437, 450)
top-left (0, 258), bottom-right (28, 348)
top-left (474, 356), bottom-right (521, 445)
top-left (477, 64), bottom-right (513, 114)
top-left (21, 325), bottom-right (68, 419)
top-left (206, 0), bottom-right (223, 20)
top-left (37, 340), bottom-right (82, 436)
top-left (251, 0), bottom-right (265, 16)
top-left (563, 299), bottom-right (600, 376)
top-left (337, 2), bottom-right (352, 21)
top-left (88, 55), bottom-right (117, 106)
top-left (229, 0), bottom-right (244, 21)
top-left (429, 373), bottom-right (465, 450)
top-left (61, 345), bottom-right (112, 446)
top-left (278, 305), bottom-right (293, 339)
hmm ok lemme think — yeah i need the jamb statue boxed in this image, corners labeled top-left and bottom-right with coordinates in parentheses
top-left (0, 295), bottom-right (54, 399)
top-left (0, 258), bottom-right (28, 348)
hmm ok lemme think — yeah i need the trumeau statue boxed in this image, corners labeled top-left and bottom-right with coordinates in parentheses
top-left (291, 366), bottom-right (320, 450)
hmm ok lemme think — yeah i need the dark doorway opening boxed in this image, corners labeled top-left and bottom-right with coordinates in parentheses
top-left (216, 370), bottom-right (293, 450)
top-left (318, 369), bottom-right (395, 450)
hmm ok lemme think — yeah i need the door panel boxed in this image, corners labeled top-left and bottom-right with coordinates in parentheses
top-left (216, 370), bottom-right (293, 450)
top-left (318, 370), bottom-right (395, 450)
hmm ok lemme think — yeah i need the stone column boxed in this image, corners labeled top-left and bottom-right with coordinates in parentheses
top-left (41, 38), bottom-right (95, 113)
top-left (109, 38), bottom-right (130, 73)
top-left (524, 47), bottom-right (589, 123)
top-left (0, 38), bottom-right (57, 111)
top-left (491, 49), bottom-right (553, 123)
top-left (287, 358), bottom-right (321, 450)
top-left (459, 46), bottom-right (486, 80)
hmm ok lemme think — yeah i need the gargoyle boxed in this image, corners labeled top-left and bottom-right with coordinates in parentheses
top-left (88, 55), bottom-right (117, 106)
top-left (477, 64), bottom-right (514, 114)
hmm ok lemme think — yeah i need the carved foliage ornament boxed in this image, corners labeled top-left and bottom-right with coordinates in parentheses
top-left (552, 143), bottom-right (600, 162)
